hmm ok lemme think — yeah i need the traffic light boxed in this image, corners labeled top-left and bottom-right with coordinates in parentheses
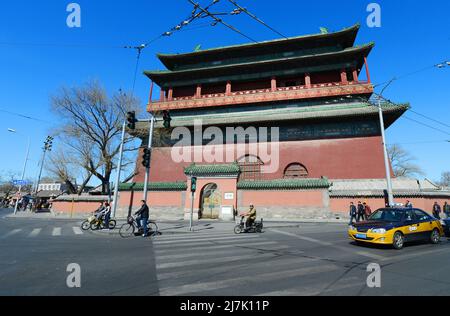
top-left (44, 136), bottom-right (54, 152)
top-left (142, 148), bottom-right (151, 168)
top-left (127, 111), bottom-right (137, 130)
top-left (191, 177), bottom-right (197, 193)
top-left (163, 110), bottom-right (172, 129)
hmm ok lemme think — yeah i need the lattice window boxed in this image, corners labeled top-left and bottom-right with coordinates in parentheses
top-left (284, 163), bottom-right (308, 179)
top-left (237, 155), bottom-right (263, 181)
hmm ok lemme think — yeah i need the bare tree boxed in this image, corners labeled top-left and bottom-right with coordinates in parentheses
top-left (51, 81), bottom-right (140, 195)
top-left (46, 149), bottom-right (92, 195)
top-left (387, 144), bottom-right (425, 178)
top-left (438, 171), bottom-right (450, 187)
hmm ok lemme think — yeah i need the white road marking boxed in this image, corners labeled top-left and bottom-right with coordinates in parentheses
top-left (154, 241), bottom-right (280, 255)
top-left (159, 264), bottom-right (339, 296)
top-left (155, 233), bottom-right (238, 241)
top-left (153, 234), bottom-right (260, 245)
top-left (156, 253), bottom-right (275, 270)
top-left (356, 251), bottom-right (387, 261)
top-left (270, 229), bottom-right (390, 260)
top-left (156, 245), bottom-right (290, 262)
top-left (28, 228), bottom-right (42, 238)
top-left (157, 256), bottom-right (318, 281)
top-left (270, 229), bottom-right (333, 246)
top-left (72, 227), bottom-right (83, 235)
top-left (2, 229), bottom-right (22, 238)
top-left (52, 227), bottom-right (62, 236)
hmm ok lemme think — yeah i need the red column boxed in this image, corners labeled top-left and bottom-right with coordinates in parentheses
top-left (340, 69), bottom-right (348, 84)
top-left (352, 69), bottom-right (359, 82)
top-left (148, 81), bottom-right (154, 104)
top-left (160, 90), bottom-right (165, 101)
top-left (364, 57), bottom-right (371, 83)
top-left (305, 73), bottom-right (311, 88)
top-left (196, 84), bottom-right (202, 98)
top-left (168, 88), bottom-right (173, 101)
top-left (271, 77), bottom-right (277, 92)
top-left (226, 81), bottom-right (232, 96)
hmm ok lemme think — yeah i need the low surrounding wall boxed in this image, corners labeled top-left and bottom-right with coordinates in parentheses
top-left (330, 196), bottom-right (450, 217)
top-left (237, 189), bottom-right (333, 220)
top-left (117, 191), bottom-right (185, 219)
top-left (51, 196), bottom-right (108, 216)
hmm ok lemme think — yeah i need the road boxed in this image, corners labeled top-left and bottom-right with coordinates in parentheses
top-left (1, 207), bottom-right (450, 296)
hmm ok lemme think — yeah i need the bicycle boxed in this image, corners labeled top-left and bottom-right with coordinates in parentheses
top-left (119, 216), bottom-right (158, 238)
top-left (81, 214), bottom-right (116, 231)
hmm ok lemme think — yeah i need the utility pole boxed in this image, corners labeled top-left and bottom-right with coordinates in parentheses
top-left (111, 121), bottom-right (127, 219)
top-left (377, 79), bottom-right (396, 207)
top-left (35, 136), bottom-right (54, 194)
top-left (377, 96), bottom-right (394, 207)
top-left (14, 138), bottom-right (30, 215)
top-left (143, 115), bottom-right (155, 202)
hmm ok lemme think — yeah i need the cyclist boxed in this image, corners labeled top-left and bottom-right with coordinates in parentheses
top-left (134, 200), bottom-right (150, 237)
top-left (242, 204), bottom-right (257, 231)
top-left (102, 202), bottom-right (111, 229)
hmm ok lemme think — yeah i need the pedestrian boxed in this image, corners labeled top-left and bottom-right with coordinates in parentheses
top-left (443, 202), bottom-right (450, 219)
top-left (134, 200), bottom-right (150, 237)
top-left (405, 200), bottom-right (413, 208)
top-left (357, 201), bottom-right (365, 222)
top-left (103, 202), bottom-right (111, 229)
top-left (349, 202), bottom-right (357, 225)
top-left (432, 202), bottom-right (442, 220)
top-left (364, 202), bottom-right (373, 220)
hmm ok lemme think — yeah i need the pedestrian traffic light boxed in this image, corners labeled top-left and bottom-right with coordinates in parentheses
top-left (191, 177), bottom-right (197, 193)
top-left (142, 148), bottom-right (151, 168)
top-left (127, 111), bottom-right (137, 130)
top-left (163, 110), bottom-right (172, 129)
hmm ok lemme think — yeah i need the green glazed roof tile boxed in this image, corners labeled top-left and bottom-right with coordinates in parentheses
top-left (119, 182), bottom-right (187, 191)
top-left (184, 163), bottom-right (240, 176)
top-left (237, 178), bottom-right (331, 190)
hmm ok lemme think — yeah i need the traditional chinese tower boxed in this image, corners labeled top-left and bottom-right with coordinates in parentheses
top-left (125, 24), bottom-right (408, 220)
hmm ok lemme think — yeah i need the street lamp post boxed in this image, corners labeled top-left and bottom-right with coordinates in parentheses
top-left (8, 129), bottom-right (31, 215)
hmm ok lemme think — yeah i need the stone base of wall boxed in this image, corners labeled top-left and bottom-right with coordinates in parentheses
top-left (116, 206), bottom-right (185, 220)
top-left (254, 206), bottom-right (336, 221)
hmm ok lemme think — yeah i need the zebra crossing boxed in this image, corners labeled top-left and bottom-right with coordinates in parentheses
top-left (0, 225), bottom-right (87, 239)
top-left (152, 231), bottom-right (349, 296)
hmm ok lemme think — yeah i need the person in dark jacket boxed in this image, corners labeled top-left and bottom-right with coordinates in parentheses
top-left (364, 202), bottom-right (372, 220)
top-left (135, 200), bottom-right (150, 237)
top-left (405, 200), bottom-right (413, 208)
top-left (349, 202), bottom-right (357, 225)
top-left (357, 201), bottom-right (365, 222)
top-left (432, 202), bottom-right (442, 220)
top-left (443, 202), bottom-right (450, 219)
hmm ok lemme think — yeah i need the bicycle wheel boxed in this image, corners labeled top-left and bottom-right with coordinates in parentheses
top-left (108, 220), bottom-right (117, 230)
top-left (119, 223), bottom-right (135, 238)
top-left (148, 222), bottom-right (158, 236)
top-left (234, 225), bottom-right (243, 234)
top-left (81, 220), bottom-right (91, 231)
top-left (90, 221), bottom-right (100, 231)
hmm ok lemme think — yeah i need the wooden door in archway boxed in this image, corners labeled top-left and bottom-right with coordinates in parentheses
top-left (199, 183), bottom-right (221, 219)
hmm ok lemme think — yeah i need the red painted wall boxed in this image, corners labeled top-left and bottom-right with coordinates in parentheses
top-left (241, 190), bottom-right (325, 207)
top-left (134, 136), bottom-right (389, 183)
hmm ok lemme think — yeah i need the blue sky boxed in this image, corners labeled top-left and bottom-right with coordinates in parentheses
top-left (0, 0), bottom-right (449, 185)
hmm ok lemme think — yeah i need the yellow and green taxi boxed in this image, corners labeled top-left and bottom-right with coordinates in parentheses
top-left (348, 208), bottom-right (444, 250)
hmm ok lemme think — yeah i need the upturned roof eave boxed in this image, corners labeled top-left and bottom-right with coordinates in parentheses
top-left (156, 24), bottom-right (361, 70)
top-left (145, 43), bottom-right (374, 83)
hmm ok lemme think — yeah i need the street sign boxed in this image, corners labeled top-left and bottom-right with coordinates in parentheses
top-left (12, 180), bottom-right (29, 186)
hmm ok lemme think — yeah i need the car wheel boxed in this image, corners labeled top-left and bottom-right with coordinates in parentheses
top-left (430, 228), bottom-right (440, 244)
top-left (393, 231), bottom-right (404, 250)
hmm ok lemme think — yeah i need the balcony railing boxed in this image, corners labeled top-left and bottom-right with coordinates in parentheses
top-left (148, 80), bottom-right (373, 111)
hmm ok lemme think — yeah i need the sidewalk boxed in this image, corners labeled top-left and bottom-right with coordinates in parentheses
top-left (5, 209), bottom-right (348, 236)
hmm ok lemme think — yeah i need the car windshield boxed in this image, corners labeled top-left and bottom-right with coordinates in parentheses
top-left (369, 209), bottom-right (404, 222)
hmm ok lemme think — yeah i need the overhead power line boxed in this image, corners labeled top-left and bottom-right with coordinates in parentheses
top-left (401, 115), bottom-right (450, 136)
top-left (187, 0), bottom-right (258, 43)
top-left (0, 108), bottom-right (53, 124)
top-left (227, 0), bottom-right (288, 38)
